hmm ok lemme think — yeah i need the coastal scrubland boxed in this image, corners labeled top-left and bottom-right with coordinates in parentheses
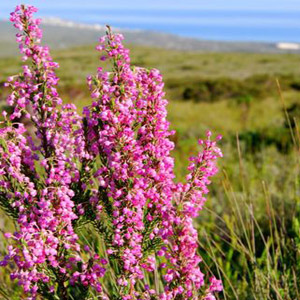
top-left (1, 44), bottom-right (300, 299)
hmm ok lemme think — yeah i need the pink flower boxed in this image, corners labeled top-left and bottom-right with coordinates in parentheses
top-left (0, 6), bottom-right (223, 300)
top-left (209, 276), bottom-right (223, 292)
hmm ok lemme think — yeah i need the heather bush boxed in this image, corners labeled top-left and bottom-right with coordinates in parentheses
top-left (0, 5), bottom-right (222, 300)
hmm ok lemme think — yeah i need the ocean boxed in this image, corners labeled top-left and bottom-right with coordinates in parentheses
top-left (2, 7), bottom-right (300, 42)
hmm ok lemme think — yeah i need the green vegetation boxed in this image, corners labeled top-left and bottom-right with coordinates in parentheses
top-left (1, 44), bottom-right (300, 299)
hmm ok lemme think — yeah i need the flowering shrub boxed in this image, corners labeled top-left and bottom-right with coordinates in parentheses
top-left (0, 5), bottom-right (222, 300)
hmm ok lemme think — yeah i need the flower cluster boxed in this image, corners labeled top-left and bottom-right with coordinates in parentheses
top-left (161, 132), bottom-right (222, 299)
top-left (0, 5), bottom-right (223, 300)
top-left (1, 5), bottom-right (104, 299)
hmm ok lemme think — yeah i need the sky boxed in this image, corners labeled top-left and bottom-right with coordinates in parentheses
top-left (1, 0), bottom-right (300, 12)
top-left (1, 0), bottom-right (300, 42)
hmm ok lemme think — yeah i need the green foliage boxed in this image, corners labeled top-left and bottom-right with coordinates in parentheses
top-left (168, 74), bottom-right (300, 103)
top-left (1, 44), bottom-right (300, 299)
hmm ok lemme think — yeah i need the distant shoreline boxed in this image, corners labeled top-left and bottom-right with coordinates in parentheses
top-left (1, 6), bottom-right (300, 43)
top-left (1, 19), bottom-right (300, 56)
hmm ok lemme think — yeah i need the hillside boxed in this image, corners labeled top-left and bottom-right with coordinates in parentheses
top-left (1, 43), bottom-right (300, 144)
top-left (1, 19), bottom-right (300, 57)
top-left (1, 29), bottom-right (300, 299)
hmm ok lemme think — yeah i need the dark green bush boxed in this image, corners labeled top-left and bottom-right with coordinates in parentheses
top-left (166, 74), bottom-right (300, 103)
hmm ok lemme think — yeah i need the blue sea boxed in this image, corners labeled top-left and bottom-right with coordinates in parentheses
top-left (2, 7), bottom-right (300, 42)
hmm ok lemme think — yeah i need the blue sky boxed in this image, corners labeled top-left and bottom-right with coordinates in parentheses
top-left (1, 0), bottom-right (300, 42)
top-left (1, 0), bottom-right (300, 11)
